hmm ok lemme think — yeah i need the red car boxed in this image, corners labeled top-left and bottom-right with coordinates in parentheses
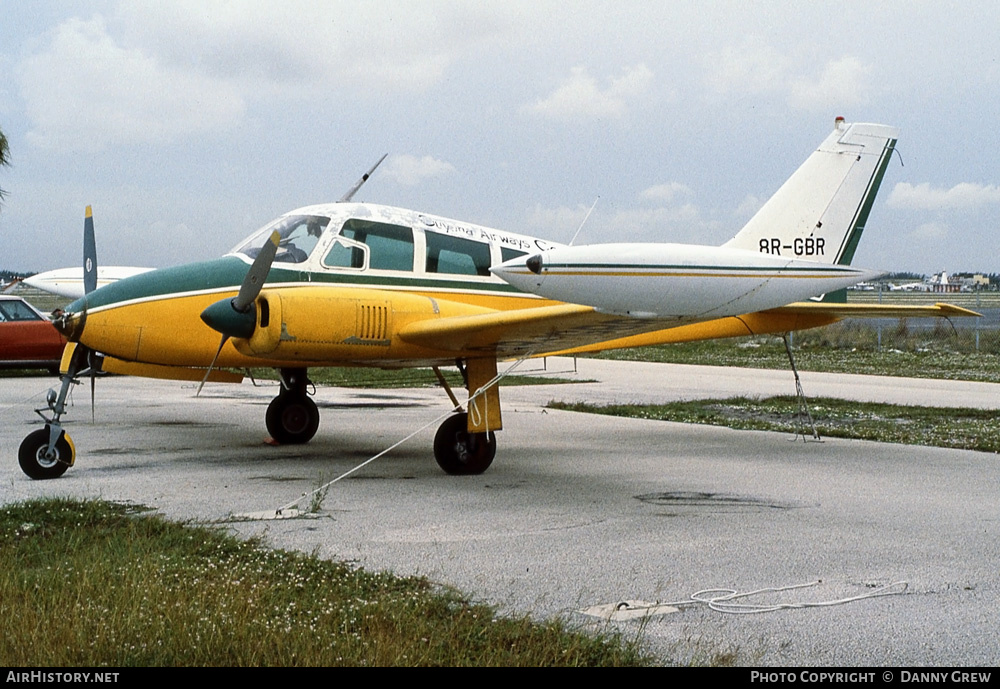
top-left (0, 295), bottom-right (67, 373)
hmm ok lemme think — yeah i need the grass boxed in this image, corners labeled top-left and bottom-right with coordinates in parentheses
top-left (591, 324), bottom-right (1000, 383)
top-left (549, 397), bottom-right (1000, 454)
top-left (0, 498), bottom-right (649, 667)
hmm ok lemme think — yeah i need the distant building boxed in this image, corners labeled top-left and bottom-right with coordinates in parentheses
top-left (928, 271), bottom-right (961, 293)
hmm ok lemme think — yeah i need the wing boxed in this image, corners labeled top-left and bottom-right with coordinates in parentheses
top-left (398, 300), bottom-right (981, 359)
top-left (769, 301), bottom-right (981, 319)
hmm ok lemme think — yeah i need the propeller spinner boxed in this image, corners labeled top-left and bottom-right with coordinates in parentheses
top-left (200, 230), bottom-right (281, 340)
top-left (197, 230), bottom-right (280, 393)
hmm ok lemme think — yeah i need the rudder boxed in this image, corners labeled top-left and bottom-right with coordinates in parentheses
top-left (723, 119), bottom-right (898, 266)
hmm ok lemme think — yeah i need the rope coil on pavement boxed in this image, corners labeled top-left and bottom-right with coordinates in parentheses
top-left (602, 580), bottom-right (909, 618)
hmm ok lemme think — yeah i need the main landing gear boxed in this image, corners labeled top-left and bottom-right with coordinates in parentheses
top-left (433, 412), bottom-right (497, 475)
top-left (266, 368), bottom-right (320, 444)
top-left (429, 360), bottom-right (501, 475)
top-left (262, 364), bottom-right (500, 475)
top-left (18, 344), bottom-right (97, 479)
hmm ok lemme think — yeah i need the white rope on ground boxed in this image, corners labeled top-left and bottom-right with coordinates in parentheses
top-left (689, 580), bottom-right (908, 614)
top-left (600, 580), bottom-right (908, 619)
top-left (273, 353), bottom-right (536, 516)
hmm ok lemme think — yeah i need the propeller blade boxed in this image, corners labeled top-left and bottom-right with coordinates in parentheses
top-left (83, 206), bottom-right (97, 295)
top-left (197, 334), bottom-right (229, 397)
top-left (234, 230), bottom-right (280, 313)
top-left (201, 230), bottom-right (280, 340)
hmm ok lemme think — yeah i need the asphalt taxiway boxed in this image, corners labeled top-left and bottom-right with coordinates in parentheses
top-left (2, 359), bottom-right (998, 666)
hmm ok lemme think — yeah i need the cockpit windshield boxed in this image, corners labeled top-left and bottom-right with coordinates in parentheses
top-left (233, 215), bottom-right (331, 264)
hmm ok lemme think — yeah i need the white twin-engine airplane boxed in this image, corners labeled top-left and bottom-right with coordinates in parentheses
top-left (23, 266), bottom-right (153, 300)
top-left (17, 119), bottom-right (977, 480)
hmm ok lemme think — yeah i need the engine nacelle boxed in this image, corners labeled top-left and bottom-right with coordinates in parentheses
top-left (231, 286), bottom-right (481, 362)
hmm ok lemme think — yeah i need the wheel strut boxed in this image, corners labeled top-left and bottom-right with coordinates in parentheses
top-left (20, 344), bottom-right (96, 479)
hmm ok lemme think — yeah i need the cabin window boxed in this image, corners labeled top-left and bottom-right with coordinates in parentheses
top-left (425, 232), bottom-right (492, 277)
top-left (322, 238), bottom-right (367, 269)
top-left (500, 247), bottom-right (529, 263)
top-left (337, 219), bottom-right (414, 272)
top-left (234, 214), bottom-right (330, 264)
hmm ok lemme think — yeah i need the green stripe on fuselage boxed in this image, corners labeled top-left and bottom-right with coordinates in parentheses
top-left (542, 263), bottom-right (860, 274)
top-left (68, 256), bottom-right (525, 313)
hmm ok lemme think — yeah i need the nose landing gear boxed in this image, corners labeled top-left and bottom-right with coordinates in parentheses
top-left (18, 344), bottom-right (98, 480)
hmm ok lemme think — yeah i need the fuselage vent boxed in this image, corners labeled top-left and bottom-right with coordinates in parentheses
top-left (358, 303), bottom-right (389, 342)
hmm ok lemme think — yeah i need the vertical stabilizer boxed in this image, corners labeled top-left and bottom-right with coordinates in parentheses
top-left (723, 119), bottom-right (898, 265)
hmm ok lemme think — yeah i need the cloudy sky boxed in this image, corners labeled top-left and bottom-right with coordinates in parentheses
top-left (1, 1), bottom-right (997, 274)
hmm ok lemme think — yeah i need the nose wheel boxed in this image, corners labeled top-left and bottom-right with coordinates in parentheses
top-left (18, 343), bottom-right (93, 479)
top-left (19, 427), bottom-right (75, 480)
top-left (433, 412), bottom-right (496, 475)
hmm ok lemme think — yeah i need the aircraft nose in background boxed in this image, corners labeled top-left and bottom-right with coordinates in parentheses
top-left (491, 253), bottom-right (546, 291)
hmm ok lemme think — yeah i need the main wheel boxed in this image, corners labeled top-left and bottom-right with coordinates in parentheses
top-left (19, 427), bottom-right (75, 480)
top-left (266, 393), bottom-right (320, 444)
top-left (433, 413), bottom-right (497, 475)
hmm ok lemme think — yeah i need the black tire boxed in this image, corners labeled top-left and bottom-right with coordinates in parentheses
top-left (265, 393), bottom-right (319, 444)
top-left (19, 427), bottom-right (74, 480)
top-left (433, 413), bottom-right (496, 475)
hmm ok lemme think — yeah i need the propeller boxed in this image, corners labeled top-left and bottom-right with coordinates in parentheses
top-left (82, 206), bottom-right (98, 418)
top-left (83, 205), bottom-right (98, 295)
top-left (197, 230), bottom-right (281, 394)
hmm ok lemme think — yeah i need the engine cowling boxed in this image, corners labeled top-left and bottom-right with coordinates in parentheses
top-left (231, 286), bottom-right (482, 361)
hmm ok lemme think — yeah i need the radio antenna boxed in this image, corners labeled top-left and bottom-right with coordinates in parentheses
top-left (339, 153), bottom-right (388, 202)
top-left (568, 196), bottom-right (600, 246)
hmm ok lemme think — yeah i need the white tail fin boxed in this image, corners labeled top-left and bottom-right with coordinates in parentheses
top-left (723, 119), bottom-right (898, 265)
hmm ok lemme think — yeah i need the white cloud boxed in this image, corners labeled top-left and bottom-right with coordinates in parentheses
top-left (607, 205), bottom-right (705, 242)
top-left (521, 63), bottom-right (653, 120)
top-left (788, 56), bottom-right (870, 111)
top-left (523, 203), bottom-right (594, 241)
top-left (705, 39), bottom-right (790, 95)
top-left (115, 2), bottom-right (529, 94)
top-left (18, 16), bottom-right (245, 152)
top-left (888, 182), bottom-right (1000, 210)
top-left (383, 155), bottom-right (455, 186)
top-left (734, 194), bottom-right (763, 218)
top-left (910, 222), bottom-right (950, 240)
top-left (705, 41), bottom-right (870, 111)
top-left (522, 201), bottom-right (716, 245)
top-left (641, 182), bottom-right (692, 203)
top-left (16, 4), bottom-right (523, 153)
